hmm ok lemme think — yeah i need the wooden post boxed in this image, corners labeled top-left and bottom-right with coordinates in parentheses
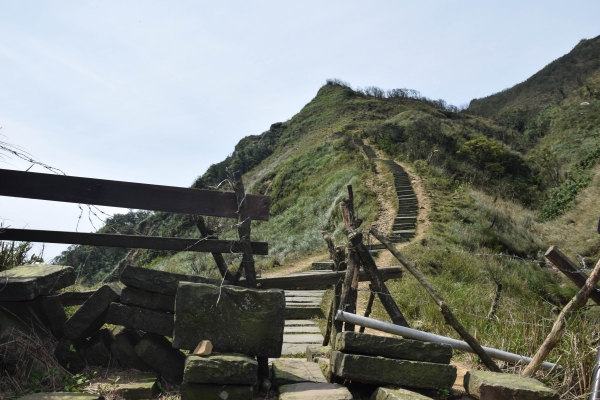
top-left (194, 216), bottom-right (238, 283)
top-left (359, 284), bottom-right (376, 333)
top-left (339, 186), bottom-right (361, 332)
top-left (545, 246), bottom-right (600, 306)
top-left (349, 231), bottom-right (410, 328)
top-left (370, 227), bottom-right (501, 373)
top-left (487, 282), bottom-right (502, 321)
top-left (231, 171), bottom-right (268, 387)
top-left (523, 258), bottom-right (600, 376)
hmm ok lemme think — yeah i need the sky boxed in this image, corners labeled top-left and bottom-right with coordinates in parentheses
top-left (1, 0), bottom-right (599, 260)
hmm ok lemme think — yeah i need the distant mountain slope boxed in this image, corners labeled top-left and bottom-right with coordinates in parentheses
top-left (469, 35), bottom-right (600, 118)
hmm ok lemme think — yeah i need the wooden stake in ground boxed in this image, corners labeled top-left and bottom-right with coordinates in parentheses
top-left (349, 230), bottom-right (410, 328)
top-left (359, 284), bottom-right (376, 333)
top-left (369, 227), bottom-right (501, 373)
top-left (339, 187), bottom-right (361, 332)
top-left (231, 171), bottom-right (269, 384)
top-left (523, 257), bottom-right (600, 376)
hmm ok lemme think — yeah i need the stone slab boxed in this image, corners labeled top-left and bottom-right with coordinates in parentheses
top-left (317, 358), bottom-right (329, 379)
top-left (464, 370), bottom-right (559, 400)
top-left (110, 326), bottom-right (152, 371)
top-left (284, 326), bottom-right (321, 333)
top-left (370, 387), bottom-right (433, 400)
top-left (184, 353), bottom-right (258, 385)
top-left (331, 351), bottom-right (456, 390)
top-left (120, 265), bottom-right (222, 296)
top-left (134, 333), bottom-right (186, 384)
top-left (283, 334), bottom-right (323, 343)
top-left (335, 332), bottom-right (452, 364)
top-left (278, 382), bottom-right (352, 399)
top-left (282, 343), bottom-right (310, 355)
top-left (54, 336), bottom-right (87, 374)
top-left (306, 346), bottom-right (330, 362)
top-left (271, 359), bottom-right (327, 387)
top-left (63, 283), bottom-right (121, 340)
top-left (285, 291), bottom-right (325, 297)
top-left (286, 297), bottom-right (322, 303)
top-left (16, 393), bottom-right (104, 400)
top-left (0, 295), bottom-right (67, 340)
top-left (0, 264), bottom-right (75, 301)
top-left (285, 320), bottom-right (317, 326)
top-left (180, 382), bottom-right (253, 400)
top-left (173, 282), bottom-right (285, 357)
top-left (106, 302), bottom-right (174, 336)
top-left (84, 329), bottom-right (115, 367)
top-left (114, 379), bottom-right (158, 400)
top-left (120, 286), bottom-right (175, 313)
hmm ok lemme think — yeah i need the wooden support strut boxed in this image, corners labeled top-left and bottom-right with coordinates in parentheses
top-left (369, 227), bottom-right (501, 373)
top-left (545, 246), bottom-right (600, 306)
top-left (339, 186), bottom-right (360, 332)
top-left (230, 171), bottom-right (268, 386)
top-left (349, 230), bottom-right (410, 328)
top-left (194, 217), bottom-right (238, 283)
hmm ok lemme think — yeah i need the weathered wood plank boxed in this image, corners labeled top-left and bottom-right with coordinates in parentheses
top-left (0, 168), bottom-right (270, 220)
top-left (0, 228), bottom-right (268, 255)
top-left (242, 267), bottom-right (401, 290)
top-left (545, 246), bottom-right (600, 306)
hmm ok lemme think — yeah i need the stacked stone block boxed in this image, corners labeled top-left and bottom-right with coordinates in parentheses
top-left (331, 332), bottom-right (457, 391)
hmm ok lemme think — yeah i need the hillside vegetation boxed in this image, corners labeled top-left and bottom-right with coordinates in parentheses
top-left (49, 34), bottom-right (600, 398)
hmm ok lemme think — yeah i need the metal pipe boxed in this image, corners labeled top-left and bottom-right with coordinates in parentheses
top-left (335, 311), bottom-right (560, 371)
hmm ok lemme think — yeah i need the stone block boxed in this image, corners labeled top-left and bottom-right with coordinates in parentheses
top-left (114, 379), bottom-right (158, 400)
top-left (0, 295), bottom-right (67, 340)
top-left (331, 351), bottom-right (456, 390)
top-left (134, 333), bottom-right (185, 384)
top-left (120, 286), bottom-right (175, 313)
top-left (306, 345), bottom-right (330, 362)
top-left (180, 382), bottom-right (253, 400)
top-left (106, 303), bottom-right (174, 336)
top-left (370, 387), bottom-right (433, 400)
top-left (54, 336), bottom-right (87, 374)
top-left (17, 393), bottom-right (104, 400)
top-left (464, 370), bottom-right (559, 400)
top-left (278, 382), bottom-right (353, 400)
top-left (172, 282), bottom-right (285, 357)
top-left (63, 283), bottom-right (121, 340)
top-left (0, 264), bottom-right (75, 301)
top-left (335, 332), bottom-right (452, 364)
top-left (271, 359), bottom-right (327, 387)
top-left (110, 326), bottom-right (152, 371)
top-left (316, 358), bottom-right (329, 379)
top-left (120, 265), bottom-right (223, 296)
top-left (193, 340), bottom-right (213, 356)
top-left (83, 329), bottom-right (115, 367)
top-left (184, 353), bottom-right (258, 385)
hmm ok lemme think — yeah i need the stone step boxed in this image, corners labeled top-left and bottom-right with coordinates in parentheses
top-left (278, 382), bottom-right (353, 400)
top-left (286, 296), bottom-right (324, 303)
top-left (285, 320), bottom-right (317, 326)
top-left (282, 343), bottom-right (312, 355)
top-left (396, 216), bottom-right (417, 221)
top-left (283, 334), bottom-right (324, 343)
top-left (272, 359), bottom-right (327, 387)
top-left (311, 261), bottom-right (334, 271)
top-left (287, 302), bottom-right (322, 308)
top-left (284, 326), bottom-right (321, 334)
top-left (285, 290), bottom-right (325, 297)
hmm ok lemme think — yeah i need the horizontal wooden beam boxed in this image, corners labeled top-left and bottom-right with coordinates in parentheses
top-left (545, 246), bottom-right (600, 306)
top-left (0, 228), bottom-right (268, 255)
top-left (242, 266), bottom-right (403, 290)
top-left (0, 169), bottom-right (270, 220)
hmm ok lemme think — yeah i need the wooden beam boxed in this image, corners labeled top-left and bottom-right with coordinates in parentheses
top-left (0, 169), bottom-right (270, 220)
top-left (0, 228), bottom-right (269, 255)
top-left (240, 267), bottom-right (402, 290)
top-left (545, 246), bottom-right (600, 306)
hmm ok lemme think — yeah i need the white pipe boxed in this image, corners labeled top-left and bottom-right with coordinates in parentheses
top-left (336, 311), bottom-right (560, 371)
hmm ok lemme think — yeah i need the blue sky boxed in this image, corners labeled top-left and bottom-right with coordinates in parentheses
top-left (1, 1), bottom-right (599, 259)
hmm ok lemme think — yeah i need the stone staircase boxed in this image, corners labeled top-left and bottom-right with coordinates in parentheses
top-left (282, 289), bottom-right (325, 355)
top-left (355, 140), bottom-right (418, 245)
